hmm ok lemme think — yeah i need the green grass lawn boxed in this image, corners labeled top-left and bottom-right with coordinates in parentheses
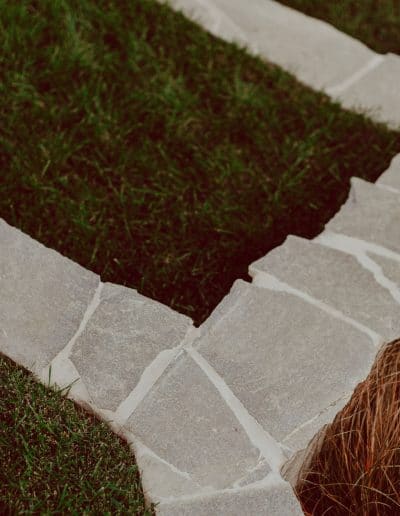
top-left (0, 354), bottom-right (155, 515)
top-left (1, 0), bottom-right (400, 511)
top-left (278, 0), bottom-right (400, 55)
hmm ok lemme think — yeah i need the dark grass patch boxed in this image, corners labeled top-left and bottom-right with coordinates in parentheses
top-left (278, 0), bottom-right (400, 55)
top-left (0, 354), bottom-right (155, 515)
top-left (1, 0), bottom-right (400, 325)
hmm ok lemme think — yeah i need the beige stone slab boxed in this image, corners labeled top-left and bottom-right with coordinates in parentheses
top-left (326, 178), bottom-right (400, 254)
top-left (70, 282), bottom-right (192, 411)
top-left (0, 219), bottom-right (99, 373)
top-left (377, 154), bottom-right (400, 192)
top-left (165, 0), bottom-right (375, 91)
top-left (125, 352), bottom-right (264, 495)
top-left (250, 235), bottom-right (400, 340)
top-left (156, 479), bottom-right (303, 516)
top-left (334, 54), bottom-right (400, 129)
top-left (195, 280), bottom-right (376, 443)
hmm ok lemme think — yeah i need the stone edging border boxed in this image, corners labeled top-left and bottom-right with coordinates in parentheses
top-left (163, 0), bottom-right (400, 129)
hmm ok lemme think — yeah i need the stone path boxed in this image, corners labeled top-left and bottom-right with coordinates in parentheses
top-left (2, 3), bottom-right (400, 513)
top-left (1, 154), bottom-right (399, 514)
top-left (163, 0), bottom-right (400, 128)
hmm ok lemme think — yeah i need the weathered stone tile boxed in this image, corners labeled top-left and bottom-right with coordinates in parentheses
top-left (0, 219), bottom-right (99, 373)
top-left (196, 280), bottom-right (376, 443)
top-left (334, 54), bottom-right (400, 129)
top-left (125, 352), bottom-right (264, 492)
top-left (70, 283), bottom-right (192, 411)
top-left (156, 479), bottom-right (303, 516)
top-left (326, 178), bottom-right (400, 254)
top-left (377, 154), bottom-right (400, 192)
top-left (166, 0), bottom-right (375, 91)
top-left (250, 235), bottom-right (400, 340)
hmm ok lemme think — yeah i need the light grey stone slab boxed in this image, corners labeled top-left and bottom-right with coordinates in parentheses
top-left (165, 0), bottom-right (375, 91)
top-left (334, 54), bottom-right (400, 129)
top-left (0, 219), bottom-right (99, 373)
top-left (125, 352), bottom-right (264, 494)
top-left (195, 280), bottom-right (376, 443)
top-left (377, 154), bottom-right (400, 192)
top-left (70, 282), bottom-right (192, 411)
top-left (250, 235), bottom-right (400, 340)
top-left (156, 480), bottom-right (303, 516)
top-left (326, 177), bottom-right (400, 254)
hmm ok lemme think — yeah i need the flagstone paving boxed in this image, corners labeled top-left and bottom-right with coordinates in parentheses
top-left (1, 155), bottom-right (399, 513)
top-left (164, 0), bottom-right (400, 128)
top-left (2, 1), bottom-right (400, 509)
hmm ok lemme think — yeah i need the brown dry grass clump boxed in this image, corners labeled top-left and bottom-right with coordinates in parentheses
top-left (296, 338), bottom-right (400, 515)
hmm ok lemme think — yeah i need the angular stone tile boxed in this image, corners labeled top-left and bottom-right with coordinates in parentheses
top-left (377, 154), bottom-right (400, 192)
top-left (0, 219), bottom-right (99, 373)
top-left (326, 178), bottom-right (400, 254)
top-left (335, 54), bottom-right (400, 129)
top-left (196, 280), bottom-right (376, 443)
top-left (167, 0), bottom-right (375, 91)
top-left (70, 283), bottom-right (192, 411)
top-left (156, 479), bottom-right (303, 516)
top-left (250, 235), bottom-right (400, 340)
top-left (125, 352), bottom-right (264, 492)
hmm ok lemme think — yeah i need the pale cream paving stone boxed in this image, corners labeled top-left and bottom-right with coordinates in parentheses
top-left (70, 282), bottom-right (192, 411)
top-left (377, 154), bottom-right (400, 192)
top-left (333, 54), bottom-right (400, 129)
top-left (0, 218), bottom-right (99, 373)
top-left (195, 280), bottom-right (376, 444)
top-left (124, 351), bottom-right (265, 492)
top-left (326, 177), bottom-right (400, 254)
top-left (250, 235), bottom-right (400, 340)
top-left (156, 477), bottom-right (303, 516)
top-left (165, 0), bottom-right (375, 91)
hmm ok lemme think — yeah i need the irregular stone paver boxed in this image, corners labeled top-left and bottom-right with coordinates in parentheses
top-left (334, 54), bottom-right (400, 129)
top-left (125, 351), bottom-right (264, 495)
top-left (377, 154), bottom-right (400, 191)
top-left (250, 235), bottom-right (400, 340)
top-left (70, 282), bottom-right (192, 411)
top-left (195, 280), bottom-right (376, 444)
top-left (0, 218), bottom-right (99, 373)
top-left (166, 0), bottom-right (374, 91)
top-left (326, 177), bottom-right (400, 254)
top-left (156, 480), bottom-right (303, 516)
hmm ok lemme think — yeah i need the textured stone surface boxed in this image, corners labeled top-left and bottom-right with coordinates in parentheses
top-left (369, 253), bottom-right (400, 290)
top-left (166, 0), bottom-right (375, 90)
top-left (156, 479), bottom-right (303, 516)
top-left (335, 54), bottom-right (400, 129)
top-left (125, 352), bottom-right (263, 493)
top-left (0, 219), bottom-right (99, 373)
top-left (250, 235), bottom-right (400, 340)
top-left (326, 178), bottom-right (400, 254)
top-left (70, 282), bottom-right (192, 411)
top-left (377, 154), bottom-right (400, 191)
top-left (196, 280), bottom-right (376, 443)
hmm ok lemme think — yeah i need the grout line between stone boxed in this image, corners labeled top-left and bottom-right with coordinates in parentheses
top-left (37, 280), bottom-right (104, 381)
top-left (185, 346), bottom-right (287, 473)
top-left (115, 325), bottom-right (201, 424)
top-left (252, 271), bottom-right (382, 347)
top-left (316, 232), bottom-right (400, 306)
top-left (326, 54), bottom-right (385, 96)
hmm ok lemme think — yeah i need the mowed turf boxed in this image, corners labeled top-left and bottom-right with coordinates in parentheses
top-left (1, 0), bottom-right (400, 325)
top-left (0, 354), bottom-right (155, 515)
top-left (278, 0), bottom-right (400, 55)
